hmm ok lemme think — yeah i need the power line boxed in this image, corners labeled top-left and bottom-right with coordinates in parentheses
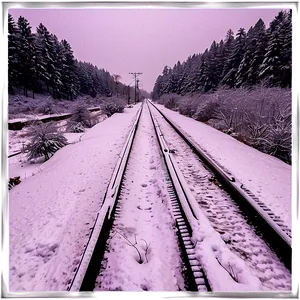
top-left (129, 72), bottom-right (142, 104)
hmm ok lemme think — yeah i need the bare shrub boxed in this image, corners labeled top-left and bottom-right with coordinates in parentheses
top-left (26, 122), bottom-right (68, 161)
top-left (34, 101), bottom-right (59, 115)
top-left (193, 99), bottom-right (220, 122)
top-left (243, 112), bottom-right (269, 149)
top-left (178, 97), bottom-right (199, 117)
top-left (248, 103), bottom-right (291, 163)
top-left (213, 109), bottom-right (244, 134)
top-left (239, 88), bottom-right (291, 162)
top-left (158, 94), bottom-right (181, 110)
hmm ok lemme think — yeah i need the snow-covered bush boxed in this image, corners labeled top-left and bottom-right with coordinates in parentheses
top-left (34, 101), bottom-right (59, 115)
top-left (157, 87), bottom-right (291, 163)
top-left (264, 124), bottom-right (291, 163)
top-left (177, 98), bottom-right (198, 117)
top-left (26, 122), bottom-right (68, 161)
top-left (67, 105), bottom-right (95, 132)
top-left (264, 111), bottom-right (290, 161)
top-left (158, 94), bottom-right (181, 110)
top-left (101, 98), bottom-right (125, 117)
top-left (243, 112), bottom-right (269, 149)
top-left (67, 122), bottom-right (85, 133)
top-left (213, 109), bottom-right (244, 134)
top-left (193, 100), bottom-right (220, 122)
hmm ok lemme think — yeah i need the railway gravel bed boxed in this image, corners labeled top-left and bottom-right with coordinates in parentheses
top-left (149, 105), bottom-right (291, 291)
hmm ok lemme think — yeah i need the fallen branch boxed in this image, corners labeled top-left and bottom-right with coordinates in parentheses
top-left (113, 230), bottom-right (143, 264)
top-left (216, 257), bottom-right (239, 283)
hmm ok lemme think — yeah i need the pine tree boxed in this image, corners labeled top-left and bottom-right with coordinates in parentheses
top-left (17, 16), bottom-right (36, 97)
top-left (160, 65), bottom-right (172, 94)
top-left (236, 25), bottom-right (259, 87)
top-left (269, 11), bottom-right (285, 33)
top-left (280, 10), bottom-right (292, 87)
top-left (61, 39), bottom-right (80, 99)
top-left (168, 67), bottom-right (179, 94)
top-left (50, 34), bottom-right (64, 99)
top-left (152, 10), bottom-right (291, 96)
top-left (178, 57), bottom-right (193, 94)
top-left (186, 54), bottom-right (202, 93)
top-left (176, 72), bottom-right (185, 95)
top-left (221, 28), bottom-right (246, 87)
top-left (200, 42), bottom-right (219, 92)
top-left (8, 14), bottom-right (20, 94)
top-left (36, 23), bottom-right (56, 93)
top-left (29, 34), bottom-right (40, 98)
top-left (247, 19), bottom-right (267, 85)
top-left (190, 54), bottom-right (204, 92)
top-left (216, 39), bottom-right (225, 82)
top-left (152, 75), bottom-right (163, 99)
top-left (102, 70), bottom-right (114, 97)
top-left (259, 31), bottom-right (283, 86)
top-left (220, 29), bottom-right (235, 81)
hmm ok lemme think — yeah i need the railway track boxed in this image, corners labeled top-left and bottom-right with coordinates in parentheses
top-left (148, 101), bottom-right (291, 289)
top-left (148, 101), bottom-right (291, 267)
top-left (68, 99), bottom-right (290, 292)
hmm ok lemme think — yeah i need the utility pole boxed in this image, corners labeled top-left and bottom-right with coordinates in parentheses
top-left (136, 78), bottom-right (140, 103)
top-left (127, 85), bottom-right (130, 105)
top-left (129, 72), bottom-right (142, 104)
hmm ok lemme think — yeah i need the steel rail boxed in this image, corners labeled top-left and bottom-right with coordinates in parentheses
top-left (68, 104), bottom-right (143, 291)
top-left (147, 101), bottom-right (210, 291)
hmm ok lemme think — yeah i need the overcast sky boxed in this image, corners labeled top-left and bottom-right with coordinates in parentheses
top-left (9, 8), bottom-right (282, 92)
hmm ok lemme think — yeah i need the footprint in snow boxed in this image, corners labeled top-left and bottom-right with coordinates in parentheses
top-left (141, 183), bottom-right (148, 188)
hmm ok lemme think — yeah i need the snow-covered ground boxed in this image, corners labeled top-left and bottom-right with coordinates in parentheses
top-left (154, 104), bottom-right (291, 229)
top-left (7, 100), bottom-right (292, 292)
top-left (95, 103), bottom-right (185, 291)
top-left (8, 105), bottom-right (140, 291)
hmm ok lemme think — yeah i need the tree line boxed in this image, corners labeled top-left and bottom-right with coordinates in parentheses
top-left (8, 14), bottom-right (140, 100)
top-left (152, 10), bottom-right (291, 98)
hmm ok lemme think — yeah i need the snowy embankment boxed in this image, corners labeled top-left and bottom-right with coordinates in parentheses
top-left (155, 104), bottom-right (291, 229)
top-left (9, 105), bottom-right (141, 291)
